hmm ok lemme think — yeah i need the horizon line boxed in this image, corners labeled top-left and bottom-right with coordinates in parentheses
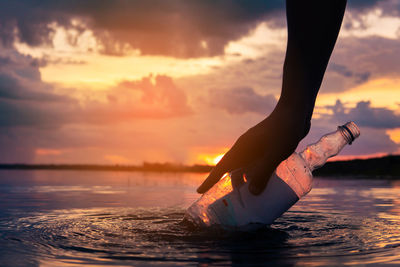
top-left (0, 153), bottom-right (398, 167)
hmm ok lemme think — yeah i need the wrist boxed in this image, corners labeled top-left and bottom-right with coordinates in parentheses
top-left (269, 104), bottom-right (311, 142)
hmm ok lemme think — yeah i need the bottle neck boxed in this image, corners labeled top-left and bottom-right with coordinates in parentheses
top-left (300, 128), bottom-right (349, 172)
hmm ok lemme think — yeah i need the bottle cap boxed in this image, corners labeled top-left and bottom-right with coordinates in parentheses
top-left (338, 121), bottom-right (360, 145)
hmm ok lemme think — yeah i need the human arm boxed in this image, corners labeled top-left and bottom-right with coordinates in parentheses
top-left (197, 0), bottom-right (347, 195)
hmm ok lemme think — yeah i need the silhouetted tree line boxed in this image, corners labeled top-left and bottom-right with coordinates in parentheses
top-left (0, 162), bottom-right (213, 173)
top-left (1, 155), bottom-right (400, 178)
top-left (314, 155), bottom-right (400, 178)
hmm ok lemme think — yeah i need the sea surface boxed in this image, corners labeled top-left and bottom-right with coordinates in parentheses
top-left (1, 170), bottom-right (400, 266)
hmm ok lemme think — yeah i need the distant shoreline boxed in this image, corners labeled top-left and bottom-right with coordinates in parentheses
top-left (313, 154), bottom-right (400, 178)
top-left (0, 163), bottom-right (213, 173)
top-left (1, 155), bottom-right (400, 178)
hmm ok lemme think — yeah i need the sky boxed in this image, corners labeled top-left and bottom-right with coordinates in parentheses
top-left (0, 0), bottom-right (400, 165)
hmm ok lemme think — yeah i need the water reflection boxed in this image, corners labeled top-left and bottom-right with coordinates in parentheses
top-left (0, 170), bottom-right (204, 211)
top-left (1, 170), bottom-right (400, 266)
top-left (1, 207), bottom-right (294, 266)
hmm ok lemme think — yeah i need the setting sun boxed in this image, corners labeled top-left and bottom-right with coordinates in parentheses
top-left (197, 153), bottom-right (225, 166)
top-left (212, 154), bottom-right (224, 165)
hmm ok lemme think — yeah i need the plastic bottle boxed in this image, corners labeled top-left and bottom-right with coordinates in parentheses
top-left (185, 122), bottom-right (360, 228)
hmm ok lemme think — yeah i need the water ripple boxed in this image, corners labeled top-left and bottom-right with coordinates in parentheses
top-left (1, 206), bottom-right (400, 266)
top-left (1, 172), bottom-right (400, 266)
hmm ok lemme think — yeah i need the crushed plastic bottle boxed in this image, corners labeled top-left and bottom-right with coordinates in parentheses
top-left (185, 122), bottom-right (360, 228)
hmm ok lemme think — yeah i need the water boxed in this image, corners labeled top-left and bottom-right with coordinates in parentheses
top-left (1, 170), bottom-right (400, 266)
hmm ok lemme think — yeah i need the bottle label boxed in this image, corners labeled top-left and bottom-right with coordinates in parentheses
top-left (207, 195), bottom-right (238, 227)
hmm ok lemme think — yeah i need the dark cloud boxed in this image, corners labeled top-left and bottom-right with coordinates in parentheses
top-left (0, 72), bottom-right (66, 102)
top-left (0, 0), bottom-right (388, 58)
top-left (335, 37), bottom-right (400, 78)
top-left (344, 0), bottom-right (398, 32)
top-left (327, 100), bottom-right (400, 129)
top-left (208, 87), bottom-right (277, 115)
top-left (177, 52), bottom-right (285, 102)
top-left (328, 63), bottom-right (370, 83)
top-left (0, 48), bottom-right (77, 128)
top-left (296, 98), bottom-right (400, 156)
top-left (0, 99), bottom-right (74, 128)
top-left (348, 0), bottom-right (382, 9)
top-left (320, 36), bottom-right (400, 93)
top-left (348, 127), bottom-right (399, 155)
top-left (0, 0), bottom-right (286, 58)
top-left (346, 0), bottom-right (388, 16)
top-left (179, 34), bottom-right (400, 98)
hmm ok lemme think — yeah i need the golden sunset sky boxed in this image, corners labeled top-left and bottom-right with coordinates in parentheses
top-left (1, 0), bottom-right (400, 165)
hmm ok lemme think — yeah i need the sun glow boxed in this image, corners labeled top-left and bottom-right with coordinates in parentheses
top-left (197, 153), bottom-right (225, 165)
top-left (212, 154), bottom-right (224, 165)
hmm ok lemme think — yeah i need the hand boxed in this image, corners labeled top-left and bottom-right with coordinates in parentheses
top-left (196, 107), bottom-right (309, 195)
top-left (196, 0), bottom-right (345, 197)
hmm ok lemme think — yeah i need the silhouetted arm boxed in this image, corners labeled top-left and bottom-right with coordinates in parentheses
top-left (197, 0), bottom-right (347, 195)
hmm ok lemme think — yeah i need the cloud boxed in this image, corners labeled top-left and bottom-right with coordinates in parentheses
top-left (0, 46), bottom-right (194, 162)
top-left (208, 87), bottom-right (277, 115)
top-left (298, 120), bottom-right (399, 157)
top-left (295, 98), bottom-right (400, 156)
top-left (316, 35), bottom-right (400, 93)
top-left (0, 0), bottom-right (287, 58)
top-left (0, 0), bottom-right (389, 58)
top-left (347, 0), bottom-right (382, 9)
top-left (122, 75), bottom-right (192, 117)
top-left (349, 127), bottom-right (399, 155)
top-left (345, 0), bottom-right (400, 29)
top-left (81, 75), bottom-right (193, 123)
top-left (0, 48), bottom-right (78, 128)
top-left (1, 1), bottom-right (399, 164)
top-left (335, 37), bottom-right (400, 77)
top-left (0, 50), bottom-right (71, 102)
top-left (0, 41), bottom-right (193, 127)
top-left (326, 99), bottom-right (400, 129)
top-left (178, 34), bottom-right (400, 98)
top-left (328, 63), bottom-right (370, 83)
top-left (31, 55), bottom-right (87, 67)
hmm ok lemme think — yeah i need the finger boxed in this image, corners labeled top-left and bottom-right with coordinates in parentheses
top-left (247, 156), bottom-right (278, 195)
top-left (196, 131), bottom-right (263, 194)
top-left (196, 163), bottom-right (227, 193)
top-left (196, 145), bottom-right (241, 194)
top-left (230, 168), bottom-right (245, 189)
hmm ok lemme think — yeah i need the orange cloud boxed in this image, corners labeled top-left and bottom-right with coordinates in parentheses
top-left (79, 74), bottom-right (193, 123)
top-left (119, 74), bottom-right (192, 117)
